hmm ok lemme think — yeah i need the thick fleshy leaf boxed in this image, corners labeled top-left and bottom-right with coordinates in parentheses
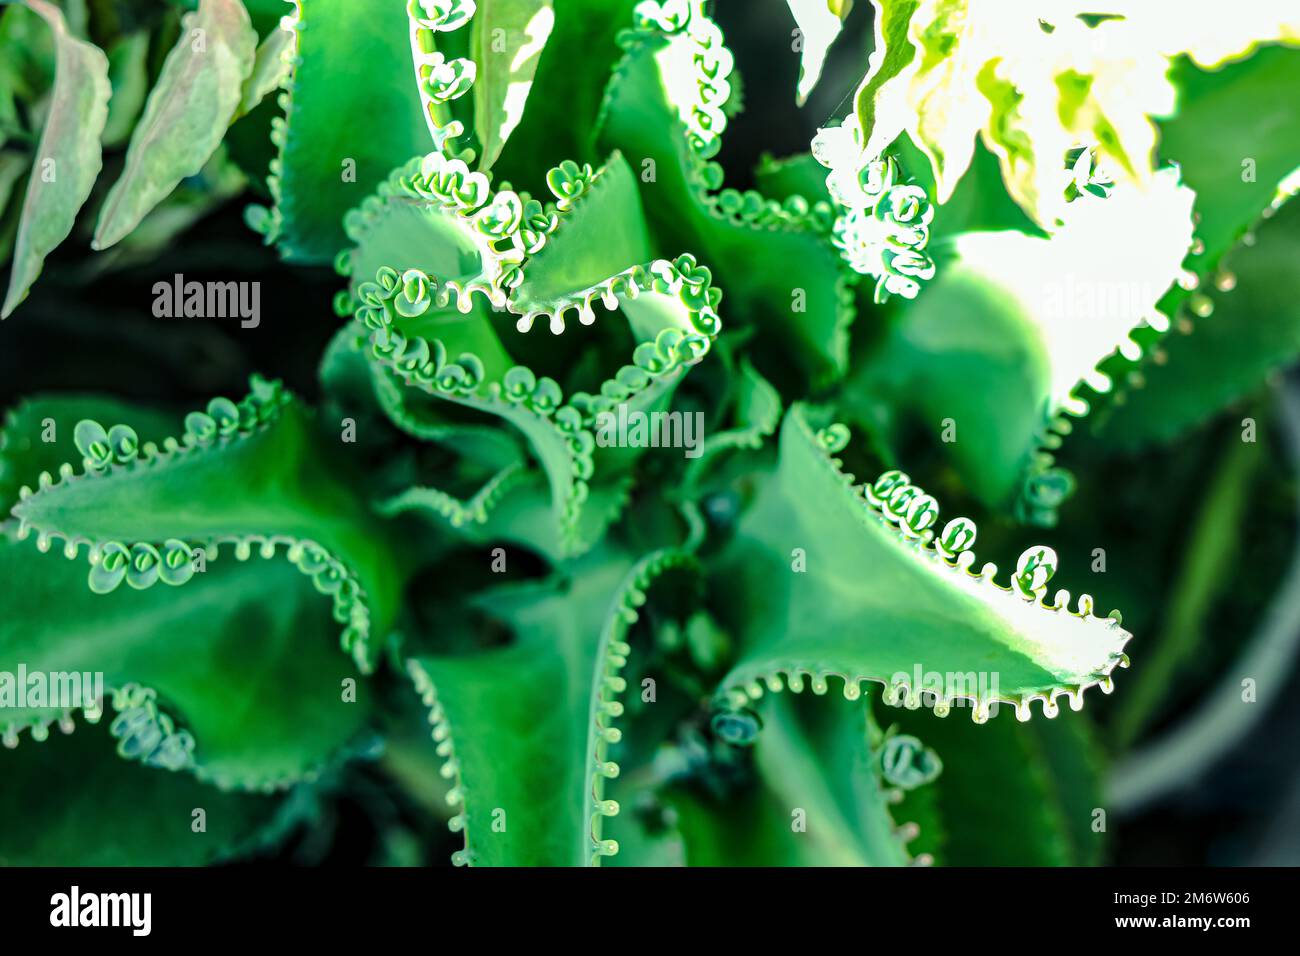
top-left (236, 15), bottom-right (293, 118)
top-left (345, 152), bottom-right (720, 555)
top-left (681, 357), bottom-right (781, 498)
top-left (1155, 46), bottom-right (1300, 305)
top-left (596, 10), bottom-right (849, 387)
top-left (754, 151), bottom-right (832, 205)
top-left (1, 0), bottom-right (109, 318)
top-left (0, 532), bottom-right (373, 790)
top-left (471, 0), bottom-right (556, 171)
top-left (0, 716), bottom-right (295, 865)
top-left (851, 0), bottom-right (918, 157)
top-left (251, 0), bottom-right (428, 262)
top-left (92, 0), bottom-right (256, 250)
top-left (7, 378), bottom-right (405, 672)
top-left (492, 0), bottom-right (639, 189)
top-left (407, 546), bottom-right (695, 865)
top-left (1088, 45), bottom-right (1300, 446)
top-left (1096, 196), bottom-right (1300, 447)
top-left (670, 695), bottom-right (917, 865)
top-left (0, 393), bottom-right (179, 508)
top-left (879, 700), bottom-right (1105, 865)
top-left (855, 168), bottom-right (1194, 521)
top-left (711, 404), bottom-right (1132, 722)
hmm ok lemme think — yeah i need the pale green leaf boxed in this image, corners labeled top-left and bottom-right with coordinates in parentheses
top-left (1, 0), bottom-right (109, 319)
top-left (92, 0), bottom-right (256, 250)
top-left (235, 15), bottom-right (292, 118)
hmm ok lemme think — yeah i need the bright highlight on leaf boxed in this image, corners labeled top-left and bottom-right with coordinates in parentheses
top-left (787, 0), bottom-right (850, 106)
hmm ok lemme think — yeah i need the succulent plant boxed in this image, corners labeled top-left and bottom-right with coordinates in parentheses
top-left (0, 0), bottom-right (1297, 867)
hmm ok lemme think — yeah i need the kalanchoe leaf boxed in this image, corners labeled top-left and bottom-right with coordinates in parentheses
top-left (470, 0), bottom-right (556, 171)
top-left (407, 0), bottom-right (480, 155)
top-left (0, 715), bottom-right (304, 866)
top-left (880, 698), bottom-right (1105, 865)
top-left (596, 1), bottom-right (851, 388)
top-left (93, 0), bottom-right (257, 251)
top-left (1154, 47), bottom-right (1300, 294)
top-left (251, 0), bottom-right (429, 263)
top-left (1, 0), bottom-right (110, 319)
top-left (1095, 194), bottom-right (1300, 448)
top-left (343, 143), bottom-right (722, 555)
top-left (852, 166), bottom-right (1194, 522)
top-left (711, 404), bottom-right (1132, 723)
top-left (375, 458), bottom-right (529, 529)
top-left (681, 357), bottom-right (782, 499)
top-left (669, 695), bottom-right (923, 866)
top-left (7, 377), bottom-right (405, 673)
top-left (1087, 45), bottom-right (1300, 446)
top-left (235, 15), bottom-right (294, 119)
top-left (0, 532), bottom-right (374, 791)
top-left (407, 545), bottom-right (696, 865)
top-left (0, 395), bottom-right (180, 508)
top-left (506, 151), bottom-right (653, 325)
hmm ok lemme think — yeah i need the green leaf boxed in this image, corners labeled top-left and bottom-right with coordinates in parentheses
top-left (254, 0), bottom-right (429, 263)
top-left (505, 150), bottom-right (652, 319)
top-left (754, 151), bottom-right (832, 205)
top-left (1158, 47), bottom-right (1300, 275)
top-left (1088, 46), bottom-right (1300, 447)
top-left (712, 404), bottom-right (1132, 721)
top-left (0, 532), bottom-right (374, 791)
top-left (492, 0), bottom-right (640, 190)
top-left (0, 715), bottom-right (297, 865)
top-left (7, 378), bottom-right (405, 673)
top-left (1, 0), bottom-right (110, 319)
top-left (0, 393), bottom-right (180, 508)
top-left (235, 14), bottom-right (292, 118)
top-left (854, 166), bottom-right (1194, 520)
top-left (680, 695), bottom-right (916, 865)
top-left (92, 0), bottom-right (256, 251)
top-left (597, 21), bottom-right (850, 388)
top-left (407, 546), bottom-right (695, 865)
top-left (880, 701), bottom-right (1105, 865)
top-left (852, 0), bottom-right (919, 152)
top-left (471, 0), bottom-right (555, 171)
top-left (346, 151), bottom-right (720, 556)
top-left (681, 357), bottom-right (782, 498)
top-left (1096, 198), bottom-right (1300, 448)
